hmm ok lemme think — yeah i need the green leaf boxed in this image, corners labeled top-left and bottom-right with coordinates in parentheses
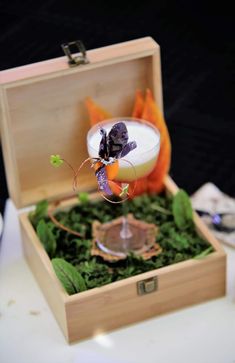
top-left (150, 203), bottom-right (172, 215)
top-left (36, 220), bottom-right (57, 257)
top-left (172, 189), bottom-right (193, 230)
top-left (193, 246), bottom-right (213, 259)
top-left (50, 154), bottom-right (63, 167)
top-left (52, 258), bottom-right (87, 295)
top-left (29, 200), bottom-right (48, 227)
top-left (78, 192), bottom-right (89, 204)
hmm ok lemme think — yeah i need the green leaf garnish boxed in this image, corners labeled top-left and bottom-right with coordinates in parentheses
top-left (150, 203), bottom-right (172, 215)
top-left (78, 192), bottom-right (89, 204)
top-left (36, 220), bottom-right (57, 257)
top-left (119, 184), bottom-right (129, 197)
top-left (172, 189), bottom-right (193, 230)
top-left (50, 154), bottom-right (64, 167)
top-left (51, 258), bottom-right (87, 295)
top-left (193, 246), bottom-right (213, 259)
top-left (29, 200), bottom-right (48, 227)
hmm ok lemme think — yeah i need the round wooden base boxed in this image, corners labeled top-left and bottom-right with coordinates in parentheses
top-left (91, 214), bottom-right (162, 262)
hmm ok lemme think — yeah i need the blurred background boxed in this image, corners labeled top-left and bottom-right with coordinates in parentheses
top-left (0, 2), bottom-right (234, 215)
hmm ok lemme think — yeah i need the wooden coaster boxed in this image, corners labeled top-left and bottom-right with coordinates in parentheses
top-left (91, 214), bottom-right (162, 262)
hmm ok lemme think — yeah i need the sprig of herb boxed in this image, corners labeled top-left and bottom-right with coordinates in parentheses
top-left (50, 154), bottom-right (64, 167)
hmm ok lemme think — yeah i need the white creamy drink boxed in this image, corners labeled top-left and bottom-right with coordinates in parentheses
top-left (87, 119), bottom-right (160, 182)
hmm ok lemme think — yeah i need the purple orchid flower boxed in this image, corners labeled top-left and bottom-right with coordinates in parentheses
top-left (95, 122), bottom-right (137, 195)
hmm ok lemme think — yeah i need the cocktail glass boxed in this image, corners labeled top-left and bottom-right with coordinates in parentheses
top-left (87, 117), bottom-right (160, 256)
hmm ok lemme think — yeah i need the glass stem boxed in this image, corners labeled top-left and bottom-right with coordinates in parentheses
top-left (120, 185), bottom-right (132, 249)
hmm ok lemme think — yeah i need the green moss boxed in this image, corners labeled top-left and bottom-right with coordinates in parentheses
top-left (32, 192), bottom-right (213, 295)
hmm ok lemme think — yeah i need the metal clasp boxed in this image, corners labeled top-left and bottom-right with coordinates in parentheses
top-left (61, 40), bottom-right (89, 67)
top-left (137, 277), bottom-right (158, 296)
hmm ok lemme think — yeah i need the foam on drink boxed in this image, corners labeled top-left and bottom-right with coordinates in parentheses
top-left (87, 121), bottom-right (160, 182)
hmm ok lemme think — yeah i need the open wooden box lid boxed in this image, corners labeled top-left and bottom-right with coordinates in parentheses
top-left (0, 37), bottom-right (163, 208)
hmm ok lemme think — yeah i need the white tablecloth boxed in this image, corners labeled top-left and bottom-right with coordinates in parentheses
top-left (0, 199), bottom-right (235, 363)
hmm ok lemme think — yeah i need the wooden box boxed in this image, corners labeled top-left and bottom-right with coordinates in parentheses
top-left (0, 37), bottom-right (226, 343)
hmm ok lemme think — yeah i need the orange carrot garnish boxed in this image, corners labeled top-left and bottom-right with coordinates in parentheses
top-left (132, 89), bottom-right (145, 118)
top-left (85, 97), bottom-right (112, 125)
top-left (142, 89), bottom-right (171, 194)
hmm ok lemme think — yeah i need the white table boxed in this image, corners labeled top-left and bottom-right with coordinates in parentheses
top-left (0, 199), bottom-right (235, 363)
